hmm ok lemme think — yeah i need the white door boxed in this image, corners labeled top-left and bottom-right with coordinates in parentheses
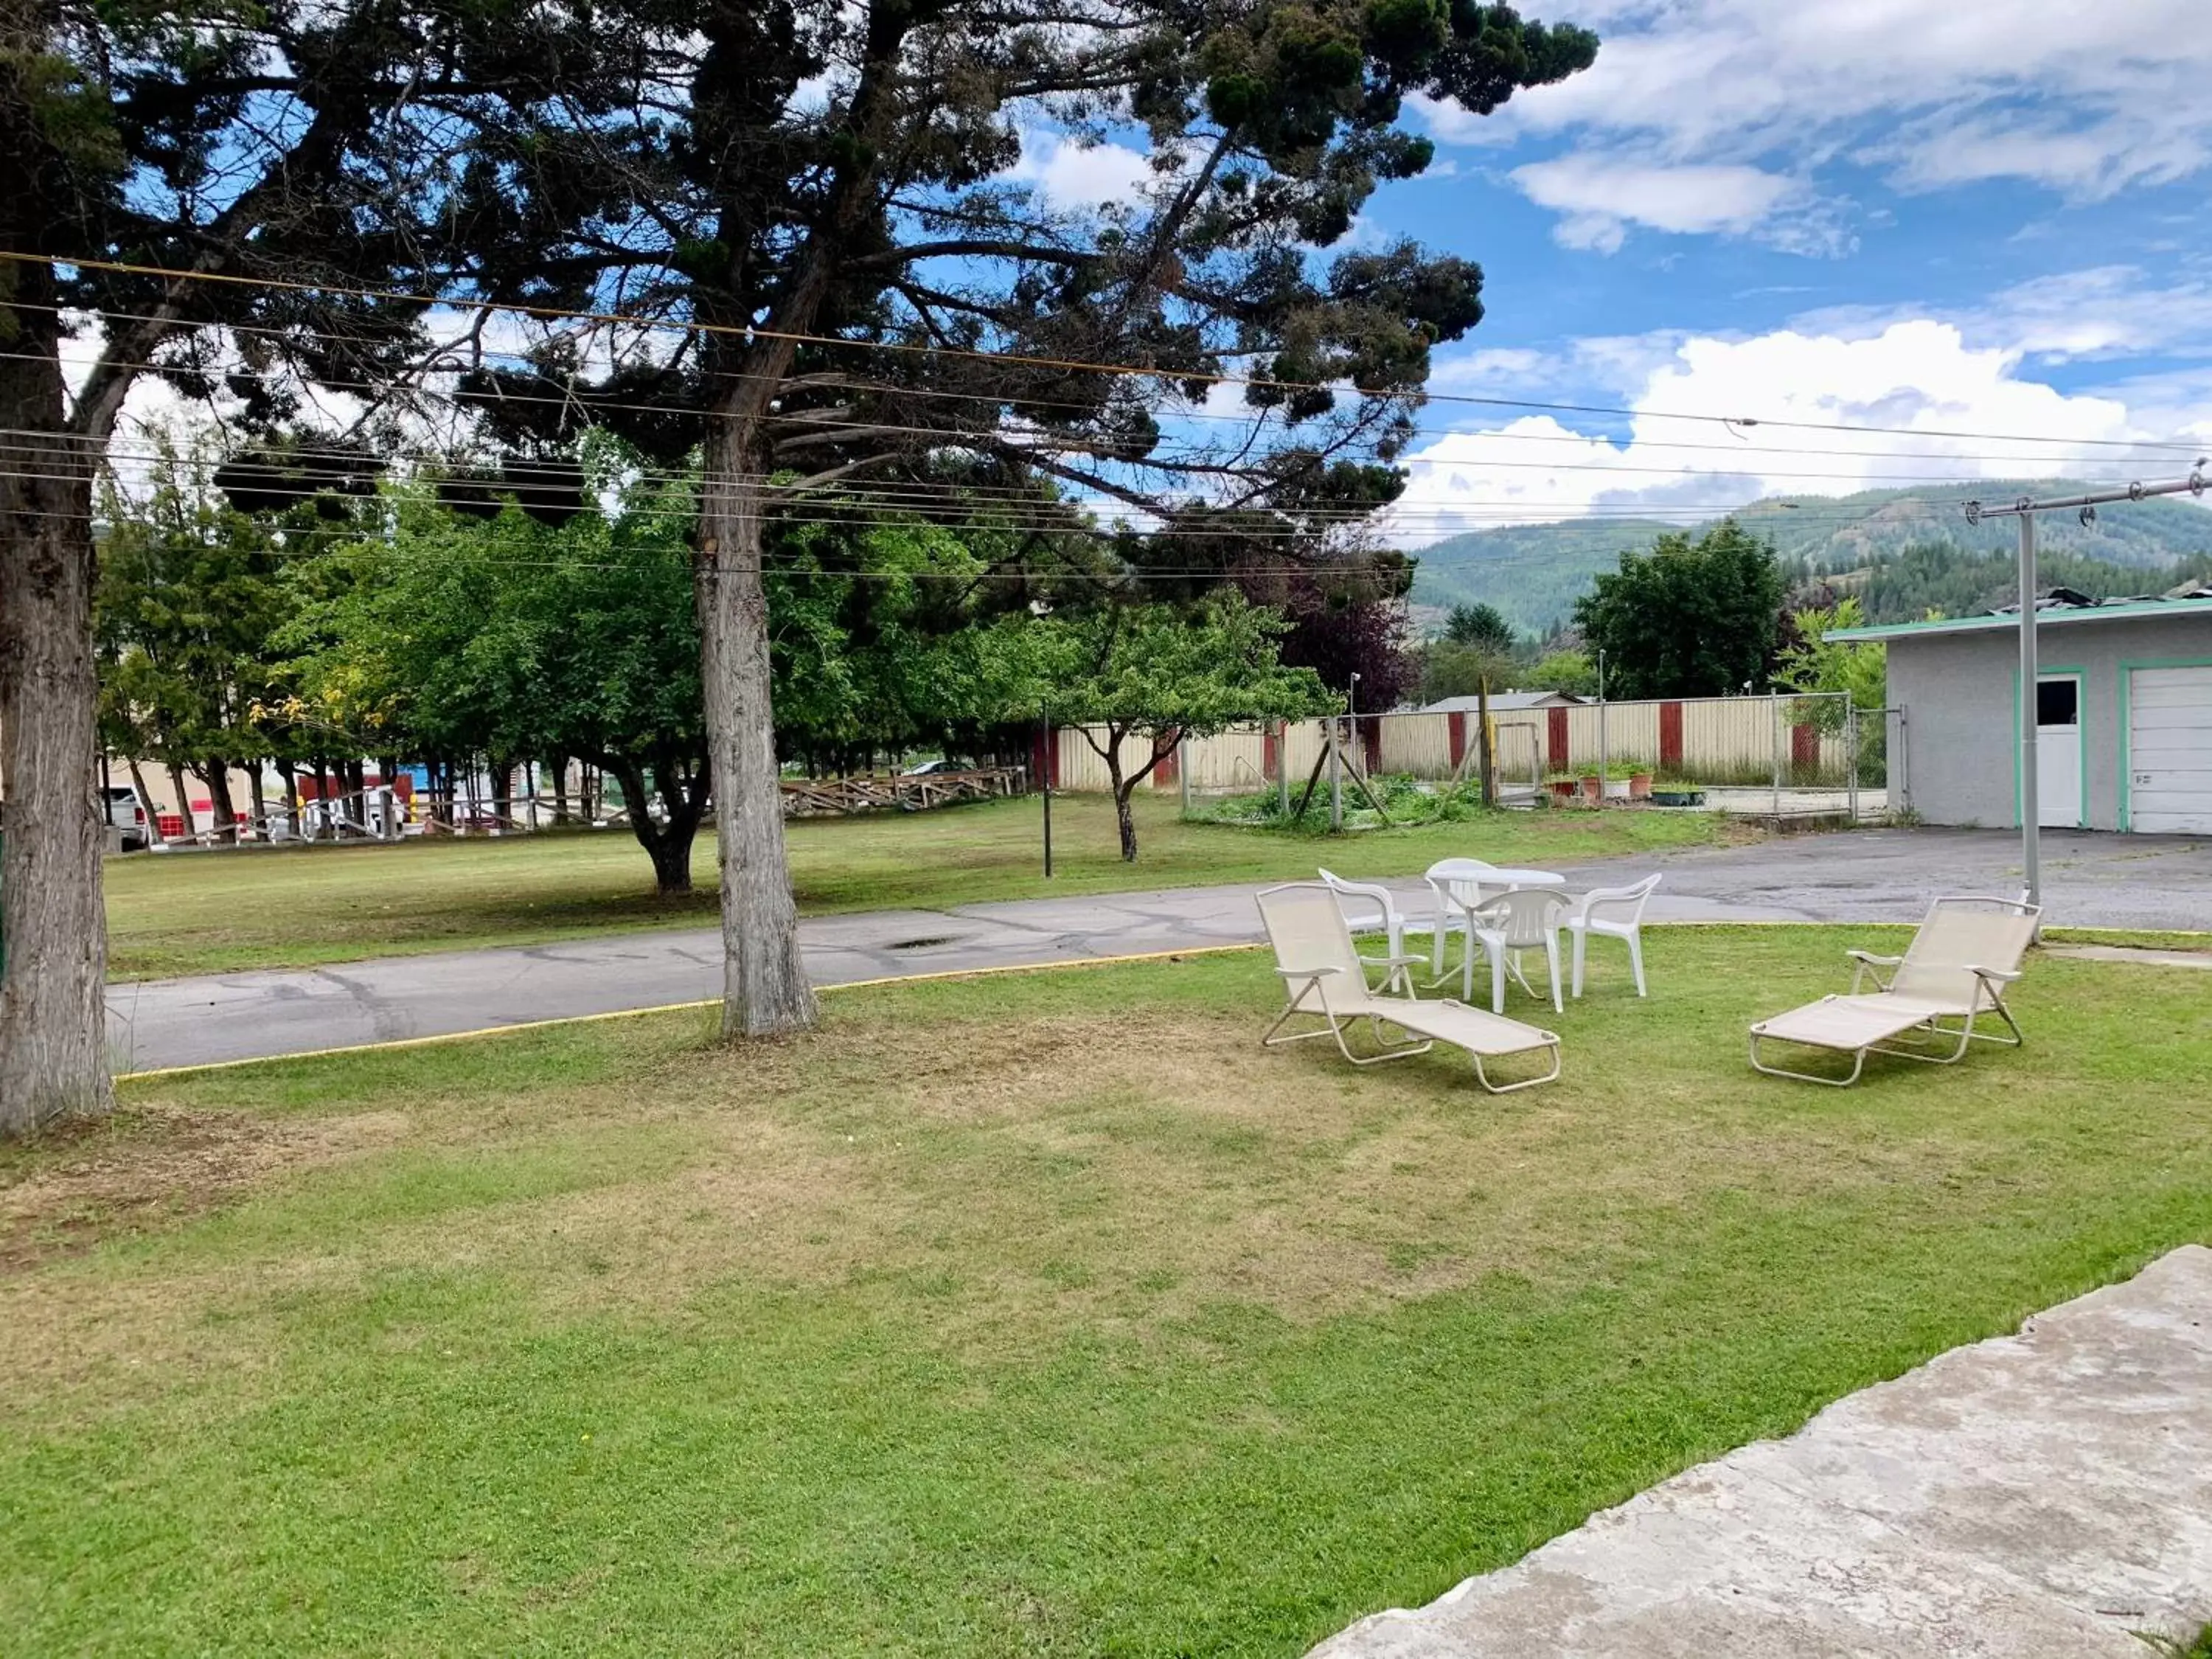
top-left (2035, 675), bottom-right (2082, 829)
top-left (2129, 666), bottom-right (2212, 834)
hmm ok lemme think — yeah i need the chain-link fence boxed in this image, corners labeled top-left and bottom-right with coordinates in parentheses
top-left (1054, 692), bottom-right (1905, 824)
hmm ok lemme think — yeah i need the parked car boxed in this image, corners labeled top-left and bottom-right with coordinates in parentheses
top-left (901, 758), bottom-right (969, 776)
top-left (101, 785), bottom-right (149, 851)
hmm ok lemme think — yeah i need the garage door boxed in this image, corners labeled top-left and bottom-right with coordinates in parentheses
top-left (2129, 666), bottom-right (2212, 834)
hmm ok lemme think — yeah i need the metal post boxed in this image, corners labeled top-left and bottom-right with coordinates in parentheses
top-left (1771, 692), bottom-right (1783, 819)
top-left (1596, 648), bottom-right (1607, 803)
top-left (1040, 706), bottom-right (1053, 878)
top-left (1178, 732), bottom-right (1191, 815)
top-left (2018, 512), bottom-right (2040, 907)
top-left (1276, 720), bottom-right (1290, 818)
top-left (1328, 717), bottom-right (1343, 832)
top-left (1846, 700), bottom-right (1860, 823)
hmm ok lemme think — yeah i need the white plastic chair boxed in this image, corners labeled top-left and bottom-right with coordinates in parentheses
top-left (1316, 869), bottom-right (1427, 995)
top-left (1562, 874), bottom-right (1662, 998)
top-left (1464, 888), bottom-right (1569, 1013)
top-left (1422, 858), bottom-right (1499, 984)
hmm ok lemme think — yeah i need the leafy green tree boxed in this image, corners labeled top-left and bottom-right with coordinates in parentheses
top-left (446, 0), bottom-right (1598, 1038)
top-left (1777, 596), bottom-right (1886, 720)
top-left (94, 452), bottom-right (299, 844)
top-left (1444, 602), bottom-right (1517, 654)
top-left (1017, 596), bottom-right (1336, 860)
top-left (1525, 649), bottom-right (1596, 695)
top-left (1573, 520), bottom-right (1787, 699)
top-left (286, 471), bottom-right (713, 894)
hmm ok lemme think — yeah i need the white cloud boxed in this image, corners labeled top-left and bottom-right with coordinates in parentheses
top-left (1008, 129), bottom-right (1153, 210)
top-left (1423, 0), bottom-right (2212, 230)
top-left (1383, 319), bottom-right (2196, 543)
top-left (1793, 265), bottom-right (2212, 366)
top-left (1509, 154), bottom-right (1848, 256)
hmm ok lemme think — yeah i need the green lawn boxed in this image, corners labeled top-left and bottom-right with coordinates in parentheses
top-left (102, 793), bottom-right (1726, 978)
top-left (5, 930), bottom-right (2208, 1655)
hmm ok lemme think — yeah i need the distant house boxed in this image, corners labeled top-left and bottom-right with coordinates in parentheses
top-left (1831, 593), bottom-right (2212, 834)
top-left (1420, 690), bottom-right (1587, 715)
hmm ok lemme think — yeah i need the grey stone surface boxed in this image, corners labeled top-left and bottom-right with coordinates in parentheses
top-left (1311, 1245), bottom-right (2212, 1659)
top-left (106, 826), bottom-right (2212, 1073)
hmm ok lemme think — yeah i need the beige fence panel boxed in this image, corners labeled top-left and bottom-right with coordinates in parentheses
top-left (1376, 713), bottom-right (1453, 777)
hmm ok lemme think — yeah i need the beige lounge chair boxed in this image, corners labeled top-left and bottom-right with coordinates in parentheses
top-left (1257, 882), bottom-right (1562, 1093)
top-left (1748, 895), bottom-right (2040, 1086)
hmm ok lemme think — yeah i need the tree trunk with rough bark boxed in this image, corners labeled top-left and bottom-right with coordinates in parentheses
top-left (128, 759), bottom-right (165, 848)
top-left (695, 448), bottom-right (815, 1038)
top-left (0, 411), bottom-right (112, 1133)
top-left (198, 762), bottom-right (238, 845)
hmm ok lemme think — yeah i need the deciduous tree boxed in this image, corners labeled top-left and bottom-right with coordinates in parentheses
top-left (1573, 519), bottom-right (1785, 700)
top-left (1018, 594), bottom-right (1335, 860)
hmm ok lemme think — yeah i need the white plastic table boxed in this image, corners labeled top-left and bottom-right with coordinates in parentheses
top-left (1425, 860), bottom-right (1567, 995)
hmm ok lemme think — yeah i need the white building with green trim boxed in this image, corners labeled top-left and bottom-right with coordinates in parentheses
top-left (1832, 596), bottom-right (2212, 835)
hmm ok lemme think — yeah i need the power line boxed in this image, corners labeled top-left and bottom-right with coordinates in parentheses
top-left (24, 298), bottom-right (2206, 473)
top-left (10, 249), bottom-right (2208, 454)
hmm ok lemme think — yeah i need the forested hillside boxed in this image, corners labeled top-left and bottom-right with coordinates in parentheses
top-left (1408, 479), bottom-right (2212, 634)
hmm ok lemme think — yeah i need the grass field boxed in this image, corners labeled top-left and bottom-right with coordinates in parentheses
top-left (102, 792), bottom-right (1727, 979)
top-left (5, 930), bottom-right (2208, 1655)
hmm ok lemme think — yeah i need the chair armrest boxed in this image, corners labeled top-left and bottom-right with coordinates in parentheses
top-left (1374, 951), bottom-right (1427, 967)
top-left (1963, 964), bottom-right (2022, 984)
top-left (1845, 950), bottom-right (1904, 967)
top-left (1273, 965), bottom-right (1343, 980)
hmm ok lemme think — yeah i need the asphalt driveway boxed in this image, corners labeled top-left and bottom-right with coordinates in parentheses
top-left (107, 827), bottom-right (2212, 1074)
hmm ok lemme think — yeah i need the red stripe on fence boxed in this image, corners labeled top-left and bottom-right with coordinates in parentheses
top-left (1447, 712), bottom-right (1467, 768)
top-left (1792, 723), bottom-right (1818, 769)
top-left (1547, 706), bottom-right (1570, 771)
top-left (1660, 701), bottom-right (1683, 769)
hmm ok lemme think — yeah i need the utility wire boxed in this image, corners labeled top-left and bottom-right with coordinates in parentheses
top-left (10, 249), bottom-right (2208, 454)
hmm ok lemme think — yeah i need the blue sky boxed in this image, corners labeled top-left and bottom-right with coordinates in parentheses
top-left (1343, 0), bottom-right (2212, 541)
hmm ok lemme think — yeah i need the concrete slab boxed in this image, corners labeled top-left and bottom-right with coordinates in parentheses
top-left (1311, 1245), bottom-right (2212, 1659)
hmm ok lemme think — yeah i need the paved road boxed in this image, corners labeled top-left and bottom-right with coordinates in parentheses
top-left (107, 827), bottom-right (2212, 1074)
top-left (1312, 1245), bottom-right (2212, 1658)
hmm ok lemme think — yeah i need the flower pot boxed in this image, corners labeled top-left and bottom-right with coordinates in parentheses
top-left (1630, 772), bottom-right (1653, 800)
top-left (1579, 773), bottom-right (1602, 801)
top-left (1548, 778), bottom-right (1579, 800)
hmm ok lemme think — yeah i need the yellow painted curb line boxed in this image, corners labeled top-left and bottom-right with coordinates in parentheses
top-left (113, 943), bottom-right (1263, 1084)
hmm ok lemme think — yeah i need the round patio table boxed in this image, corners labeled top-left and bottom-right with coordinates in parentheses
top-left (1424, 860), bottom-right (1568, 998)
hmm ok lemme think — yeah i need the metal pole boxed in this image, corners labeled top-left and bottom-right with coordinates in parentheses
top-left (1329, 717), bottom-right (1343, 832)
top-left (1178, 731), bottom-right (1191, 815)
top-left (1771, 692), bottom-right (1783, 819)
top-left (1276, 719), bottom-right (1290, 818)
top-left (1040, 706), bottom-right (1053, 878)
top-left (1846, 699), bottom-right (1860, 823)
top-left (2018, 512), bottom-right (2040, 907)
top-left (1596, 648), bottom-right (1607, 801)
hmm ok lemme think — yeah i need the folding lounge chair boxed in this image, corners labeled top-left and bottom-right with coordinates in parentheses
top-left (1748, 895), bottom-right (2041, 1086)
top-left (1256, 882), bottom-right (1562, 1094)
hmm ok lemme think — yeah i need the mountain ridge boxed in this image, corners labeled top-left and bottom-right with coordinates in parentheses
top-left (1405, 478), bottom-right (2212, 636)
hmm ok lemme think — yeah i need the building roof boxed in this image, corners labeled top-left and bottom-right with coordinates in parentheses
top-left (1829, 594), bottom-right (2212, 644)
top-left (1421, 690), bottom-right (1585, 713)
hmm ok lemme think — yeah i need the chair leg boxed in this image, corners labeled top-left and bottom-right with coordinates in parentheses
top-left (1749, 1030), bottom-right (1868, 1086)
top-left (1545, 933), bottom-right (1562, 1013)
top-left (1490, 946), bottom-right (1506, 1015)
top-left (1571, 928), bottom-right (1587, 998)
top-left (1461, 929), bottom-right (1477, 1003)
top-left (1628, 931), bottom-right (1646, 998)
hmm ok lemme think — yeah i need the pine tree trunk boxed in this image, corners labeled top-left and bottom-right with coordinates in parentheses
top-left (0, 434), bottom-right (112, 1134)
top-left (695, 445), bottom-right (815, 1038)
